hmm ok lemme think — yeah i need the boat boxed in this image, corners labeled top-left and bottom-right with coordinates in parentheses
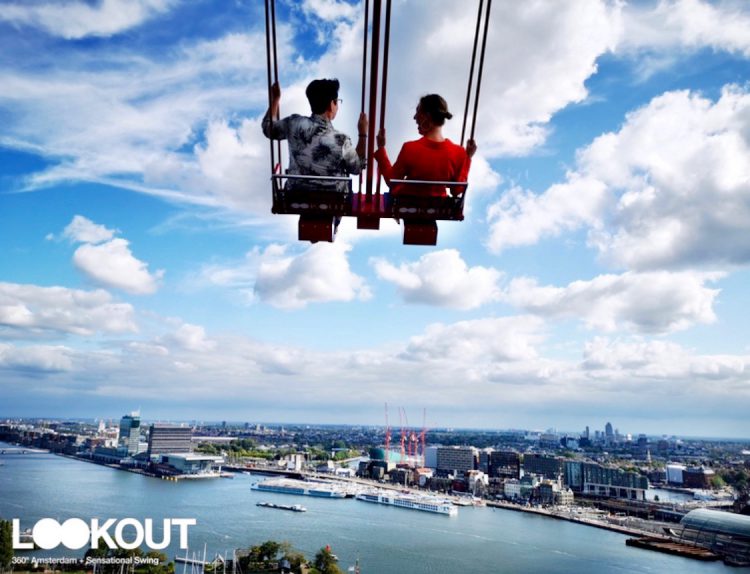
top-left (251, 478), bottom-right (347, 498)
top-left (256, 501), bottom-right (307, 512)
top-left (356, 491), bottom-right (457, 516)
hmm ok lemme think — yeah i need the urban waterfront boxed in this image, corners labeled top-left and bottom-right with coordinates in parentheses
top-left (0, 446), bottom-right (735, 574)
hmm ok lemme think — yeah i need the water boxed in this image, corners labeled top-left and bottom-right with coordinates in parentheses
top-left (0, 447), bottom-right (734, 573)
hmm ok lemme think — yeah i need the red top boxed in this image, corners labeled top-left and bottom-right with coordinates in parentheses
top-left (374, 137), bottom-right (471, 196)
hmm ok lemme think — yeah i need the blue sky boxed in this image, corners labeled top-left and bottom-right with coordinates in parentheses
top-left (1, 0), bottom-right (750, 438)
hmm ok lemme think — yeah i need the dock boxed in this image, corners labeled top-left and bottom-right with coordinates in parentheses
top-left (625, 537), bottom-right (720, 561)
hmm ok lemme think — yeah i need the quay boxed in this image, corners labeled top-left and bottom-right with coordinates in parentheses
top-left (625, 537), bottom-right (720, 561)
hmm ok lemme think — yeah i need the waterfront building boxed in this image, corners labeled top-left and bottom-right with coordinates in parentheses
top-left (489, 450), bottom-right (521, 478)
top-left (147, 424), bottom-right (192, 457)
top-left (523, 453), bottom-right (563, 480)
top-left (504, 478), bottom-right (521, 500)
top-left (683, 466), bottom-right (715, 489)
top-left (119, 413), bottom-right (141, 455)
top-left (676, 508), bottom-right (750, 565)
top-left (564, 460), bottom-right (583, 492)
top-left (581, 462), bottom-right (648, 500)
top-left (424, 445), bottom-right (438, 469)
top-left (155, 453), bottom-right (224, 475)
top-left (556, 487), bottom-right (575, 506)
top-left (436, 446), bottom-right (476, 474)
top-left (666, 463), bottom-right (686, 485)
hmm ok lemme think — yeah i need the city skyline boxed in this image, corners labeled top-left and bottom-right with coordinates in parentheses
top-left (2, 1), bottom-right (750, 437)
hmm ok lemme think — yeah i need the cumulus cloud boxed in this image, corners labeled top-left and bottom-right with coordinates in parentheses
top-left (60, 215), bottom-right (164, 295)
top-left (582, 336), bottom-right (750, 383)
top-left (62, 215), bottom-right (116, 244)
top-left (0, 282), bottom-right (136, 337)
top-left (162, 323), bottom-right (216, 353)
top-left (488, 86), bottom-right (750, 270)
top-left (402, 316), bottom-right (545, 363)
top-left (621, 0), bottom-right (750, 58)
top-left (504, 271), bottom-right (721, 334)
top-left (0, 0), bottom-right (174, 39)
top-left (254, 243), bottom-right (371, 309)
top-left (486, 177), bottom-right (608, 253)
top-left (0, 343), bottom-right (73, 373)
top-left (371, 249), bottom-right (502, 309)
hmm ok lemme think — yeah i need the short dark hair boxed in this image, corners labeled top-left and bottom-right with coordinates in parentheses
top-left (419, 94), bottom-right (453, 126)
top-left (306, 78), bottom-right (340, 114)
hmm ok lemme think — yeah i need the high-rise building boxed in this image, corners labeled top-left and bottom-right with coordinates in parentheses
top-left (523, 454), bottom-right (563, 480)
top-left (436, 446), bottom-right (476, 474)
top-left (118, 413), bottom-right (141, 455)
top-left (147, 424), bottom-right (192, 457)
top-left (489, 450), bottom-right (521, 478)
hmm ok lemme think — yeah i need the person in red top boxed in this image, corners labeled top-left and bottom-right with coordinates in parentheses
top-left (374, 94), bottom-right (477, 197)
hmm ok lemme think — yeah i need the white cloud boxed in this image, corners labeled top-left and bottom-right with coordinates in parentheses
top-left (254, 243), bottom-right (371, 309)
top-left (505, 271), bottom-right (722, 334)
top-left (0, 343), bottom-right (73, 373)
top-left (73, 239), bottom-right (164, 295)
top-left (164, 323), bottom-right (216, 353)
top-left (402, 316), bottom-right (545, 363)
top-left (582, 336), bottom-right (750, 383)
top-left (584, 87), bottom-right (750, 270)
top-left (488, 86), bottom-right (750, 270)
top-left (60, 214), bottom-right (164, 296)
top-left (62, 215), bottom-right (116, 244)
top-left (0, 0), bottom-right (174, 39)
top-left (621, 0), bottom-right (750, 58)
top-left (0, 282), bottom-right (136, 337)
top-left (486, 176), bottom-right (608, 253)
top-left (301, 0), bottom-right (358, 23)
top-left (371, 249), bottom-right (502, 309)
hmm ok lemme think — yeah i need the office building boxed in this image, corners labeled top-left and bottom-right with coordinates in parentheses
top-left (118, 413), bottom-right (141, 455)
top-left (147, 424), bottom-right (192, 457)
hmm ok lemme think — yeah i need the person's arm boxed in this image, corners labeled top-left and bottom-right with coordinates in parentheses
top-left (355, 113), bottom-right (368, 161)
top-left (262, 82), bottom-right (286, 139)
top-left (454, 139), bottom-right (476, 196)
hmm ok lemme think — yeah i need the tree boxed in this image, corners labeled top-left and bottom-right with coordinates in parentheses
top-left (313, 548), bottom-right (343, 574)
top-left (0, 520), bottom-right (13, 572)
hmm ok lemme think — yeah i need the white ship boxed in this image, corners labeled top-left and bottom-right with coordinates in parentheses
top-left (355, 491), bottom-right (457, 516)
top-left (251, 478), bottom-right (348, 498)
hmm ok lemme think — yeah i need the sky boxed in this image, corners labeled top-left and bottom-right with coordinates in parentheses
top-left (1, 0), bottom-right (749, 438)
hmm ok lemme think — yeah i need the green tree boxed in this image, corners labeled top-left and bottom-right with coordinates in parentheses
top-left (312, 548), bottom-right (343, 574)
top-left (0, 520), bottom-right (13, 571)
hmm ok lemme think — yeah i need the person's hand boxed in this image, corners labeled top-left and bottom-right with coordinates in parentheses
top-left (357, 113), bottom-right (368, 138)
top-left (376, 128), bottom-right (386, 149)
top-left (466, 138), bottom-right (477, 158)
top-left (270, 82), bottom-right (281, 102)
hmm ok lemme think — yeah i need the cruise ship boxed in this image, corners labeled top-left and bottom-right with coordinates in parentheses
top-left (355, 491), bottom-right (458, 516)
top-left (251, 478), bottom-right (348, 498)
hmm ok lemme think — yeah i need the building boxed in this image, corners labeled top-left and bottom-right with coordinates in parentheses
top-left (564, 460), bottom-right (583, 492)
top-left (155, 453), bottom-right (224, 476)
top-left (582, 462), bottom-right (649, 500)
top-left (523, 454), bottom-right (563, 480)
top-left (677, 508), bottom-right (750, 565)
top-left (147, 424), bottom-right (192, 457)
top-left (666, 463), bottom-right (686, 485)
top-left (489, 450), bottom-right (521, 478)
top-left (119, 413), bottom-right (141, 455)
top-left (436, 446), bottom-right (476, 474)
top-left (683, 466), bottom-right (715, 489)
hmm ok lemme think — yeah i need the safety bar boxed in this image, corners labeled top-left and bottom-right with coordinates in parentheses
top-left (389, 179), bottom-right (468, 186)
top-left (272, 174), bottom-right (353, 181)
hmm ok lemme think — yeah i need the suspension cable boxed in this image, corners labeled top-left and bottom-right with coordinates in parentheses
top-left (269, 0), bottom-right (282, 167)
top-left (264, 0), bottom-right (275, 174)
top-left (359, 0), bottom-right (370, 194)
top-left (470, 0), bottom-right (492, 142)
top-left (461, 0), bottom-right (484, 147)
top-left (365, 0), bottom-right (382, 199)
top-left (376, 0), bottom-right (392, 196)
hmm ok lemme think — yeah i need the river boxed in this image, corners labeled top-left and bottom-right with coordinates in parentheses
top-left (0, 446), bottom-right (734, 573)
